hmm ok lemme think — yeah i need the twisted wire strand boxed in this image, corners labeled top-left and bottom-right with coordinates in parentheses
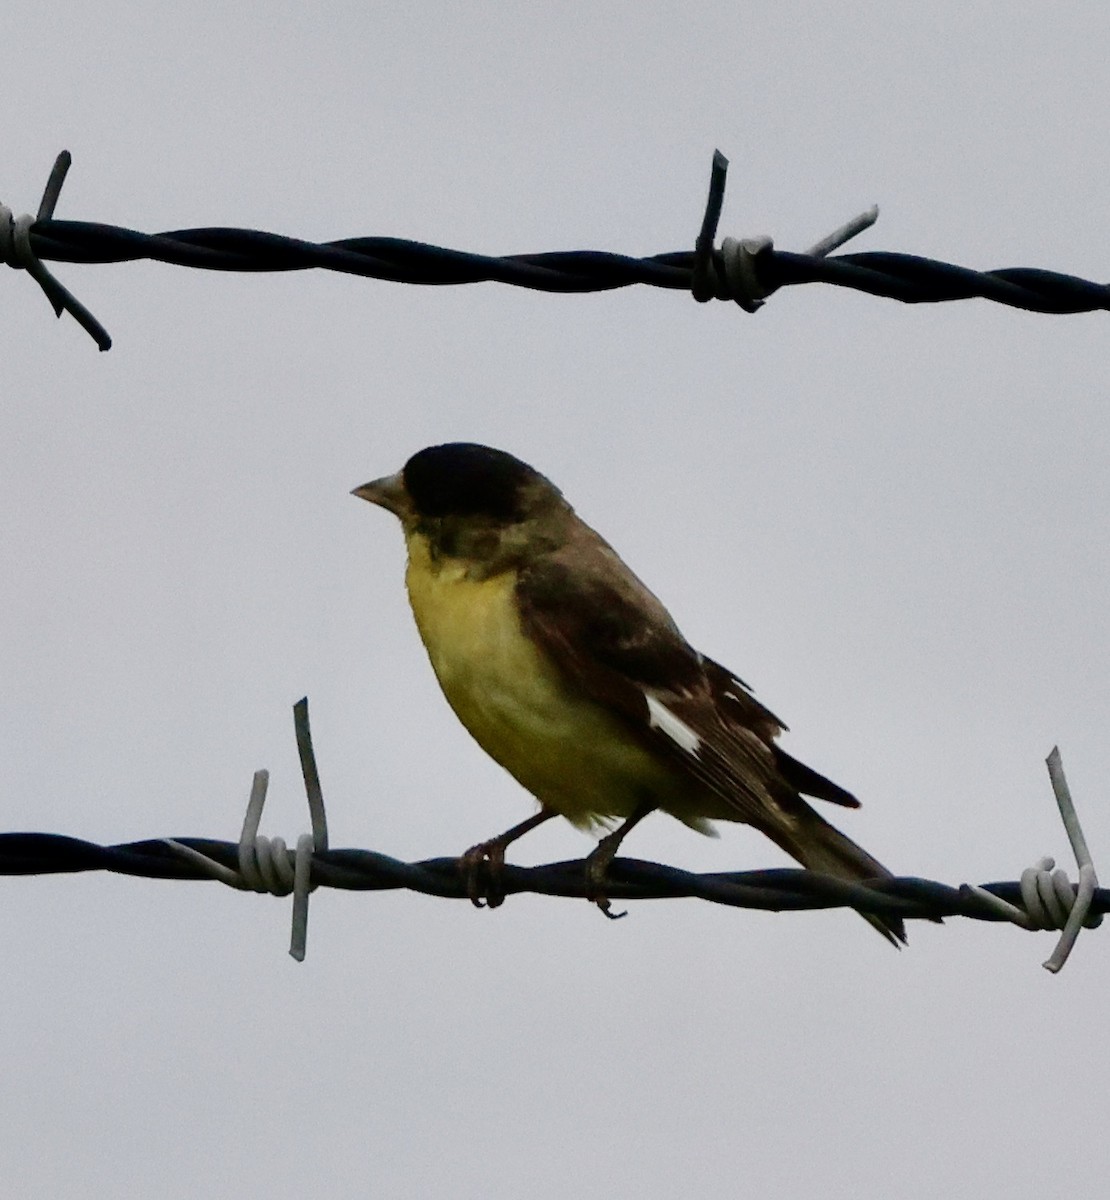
top-left (2, 830), bottom-right (1105, 929)
top-left (6, 150), bottom-right (1109, 350)
top-left (28, 221), bottom-right (1110, 314)
top-left (1, 706), bottom-right (1101, 972)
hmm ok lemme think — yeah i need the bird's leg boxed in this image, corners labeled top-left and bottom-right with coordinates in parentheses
top-left (460, 807), bottom-right (557, 909)
top-left (584, 801), bottom-right (658, 919)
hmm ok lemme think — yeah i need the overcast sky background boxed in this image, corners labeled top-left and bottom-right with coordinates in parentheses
top-left (3, 5), bottom-right (1109, 1197)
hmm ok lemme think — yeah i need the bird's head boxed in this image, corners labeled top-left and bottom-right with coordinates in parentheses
top-left (354, 443), bottom-right (571, 568)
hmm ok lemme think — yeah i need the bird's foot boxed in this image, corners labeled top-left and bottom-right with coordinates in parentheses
top-left (459, 838), bottom-right (509, 909)
top-left (584, 834), bottom-right (627, 920)
top-left (457, 809), bottom-right (558, 912)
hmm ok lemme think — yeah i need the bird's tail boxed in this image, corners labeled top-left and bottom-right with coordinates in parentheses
top-left (769, 805), bottom-right (906, 947)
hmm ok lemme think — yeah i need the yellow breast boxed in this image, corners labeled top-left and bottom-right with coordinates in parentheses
top-left (403, 534), bottom-right (677, 828)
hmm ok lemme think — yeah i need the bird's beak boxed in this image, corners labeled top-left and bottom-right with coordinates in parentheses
top-left (351, 471), bottom-right (410, 518)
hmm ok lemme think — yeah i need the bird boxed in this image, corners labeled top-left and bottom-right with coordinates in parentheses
top-left (353, 442), bottom-right (905, 944)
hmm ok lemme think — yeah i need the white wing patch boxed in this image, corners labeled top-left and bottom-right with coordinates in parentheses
top-left (721, 676), bottom-right (755, 705)
top-left (645, 693), bottom-right (701, 757)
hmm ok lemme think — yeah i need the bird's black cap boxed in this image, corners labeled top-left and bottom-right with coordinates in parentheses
top-left (403, 443), bottom-right (550, 523)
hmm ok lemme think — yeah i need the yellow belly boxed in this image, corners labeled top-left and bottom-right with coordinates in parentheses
top-left (404, 539), bottom-right (681, 829)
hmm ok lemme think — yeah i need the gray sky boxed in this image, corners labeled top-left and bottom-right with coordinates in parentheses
top-left (3, 4), bottom-right (1109, 1197)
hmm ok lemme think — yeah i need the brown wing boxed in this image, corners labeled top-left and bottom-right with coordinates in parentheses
top-left (515, 537), bottom-right (855, 828)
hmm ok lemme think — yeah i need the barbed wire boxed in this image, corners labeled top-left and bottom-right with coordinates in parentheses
top-left (2, 700), bottom-right (1101, 971)
top-left (3, 150), bottom-right (1108, 351)
top-left (4, 827), bottom-right (1107, 922)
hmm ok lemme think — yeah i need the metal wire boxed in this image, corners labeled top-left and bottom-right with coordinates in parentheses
top-left (4, 150), bottom-right (1108, 350)
top-left (1, 830), bottom-right (1105, 929)
top-left (31, 220), bottom-right (1110, 311)
top-left (1, 701), bottom-right (1101, 973)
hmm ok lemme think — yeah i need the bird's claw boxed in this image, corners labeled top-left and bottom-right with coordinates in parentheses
top-left (594, 897), bottom-right (628, 920)
top-left (459, 840), bottom-right (508, 909)
top-left (584, 840), bottom-right (628, 919)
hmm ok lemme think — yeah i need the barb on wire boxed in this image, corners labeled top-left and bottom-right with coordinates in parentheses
top-left (689, 152), bottom-right (880, 312)
top-left (162, 696), bottom-right (328, 961)
top-left (0, 151), bottom-right (112, 350)
top-left (691, 148), bottom-right (729, 302)
top-left (0, 694), bottom-right (1101, 970)
top-left (5, 149), bottom-right (1107, 349)
top-left (961, 748), bottom-right (1101, 972)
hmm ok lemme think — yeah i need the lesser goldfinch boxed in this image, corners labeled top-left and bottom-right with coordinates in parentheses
top-left (354, 443), bottom-right (904, 944)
